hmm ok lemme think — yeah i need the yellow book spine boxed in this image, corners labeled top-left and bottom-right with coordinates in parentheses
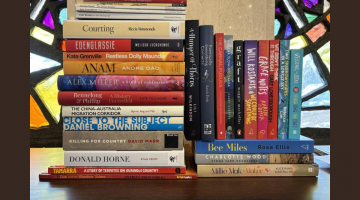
top-left (63, 62), bottom-right (185, 75)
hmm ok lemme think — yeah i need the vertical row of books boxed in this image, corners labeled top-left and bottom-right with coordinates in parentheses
top-left (39, 0), bottom-right (197, 180)
top-left (185, 21), bottom-right (319, 177)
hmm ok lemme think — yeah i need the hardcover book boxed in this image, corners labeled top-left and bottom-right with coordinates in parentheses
top-left (234, 40), bottom-right (244, 139)
top-left (76, 0), bottom-right (186, 7)
top-left (184, 20), bottom-right (201, 140)
top-left (244, 41), bottom-right (258, 139)
top-left (195, 153), bottom-right (314, 164)
top-left (278, 40), bottom-right (290, 139)
top-left (64, 149), bottom-right (185, 167)
top-left (48, 166), bottom-right (187, 174)
top-left (197, 163), bottom-right (319, 177)
top-left (257, 40), bottom-right (270, 139)
top-left (215, 33), bottom-right (225, 140)
top-left (75, 7), bottom-right (187, 15)
top-left (288, 49), bottom-right (304, 140)
top-left (83, 0), bottom-right (188, 4)
top-left (199, 25), bottom-right (215, 141)
top-left (63, 20), bottom-right (185, 39)
top-left (195, 136), bottom-right (314, 154)
top-left (63, 117), bottom-right (184, 131)
top-left (63, 62), bottom-right (185, 75)
top-left (63, 131), bottom-right (183, 150)
top-left (76, 12), bottom-right (186, 21)
top-left (62, 106), bottom-right (184, 117)
top-left (57, 75), bottom-right (185, 91)
top-left (224, 35), bottom-right (235, 139)
top-left (39, 173), bottom-right (196, 180)
top-left (268, 40), bottom-right (280, 139)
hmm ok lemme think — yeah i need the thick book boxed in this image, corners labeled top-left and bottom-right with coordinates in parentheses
top-left (63, 131), bottom-right (183, 150)
top-left (244, 41), bottom-right (258, 139)
top-left (224, 35), bottom-right (235, 139)
top-left (64, 149), bottom-right (185, 166)
top-left (199, 25), bottom-right (215, 142)
top-left (48, 166), bottom-right (186, 174)
top-left (278, 40), bottom-right (290, 139)
top-left (63, 117), bottom-right (184, 131)
top-left (76, 4), bottom-right (186, 10)
top-left (195, 153), bottom-right (314, 164)
top-left (57, 91), bottom-right (184, 106)
top-left (215, 33), bottom-right (225, 140)
top-left (268, 40), bottom-right (280, 139)
top-left (234, 40), bottom-right (244, 139)
top-left (57, 75), bottom-right (185, 91)
top-left (65, 39), bottom-right (184, 52)
top-left (62, 106), bottom-right (184, 117)
top-left (63, 20), bottom-right (185, 39)
top-left (76, 12), bottom-right (186, 21)
top-left (197, 163), bottom-right (319, 177)
top-left (288, 49), bottom-right (304, 140)
top-left (63, 62), bottom-right (185, 75)
top-left (84, 0), bottom-right (187, 4)
top-left (257, 40), bottom-right (270, 139)
top-left (63, 52), bottom-right (184, 62)
top-left (184, 20), bottom-right (201, 140)
top-left (75, 7), bottom-right (186, 15)
top-left (195, 136), bottom-right (314, 154)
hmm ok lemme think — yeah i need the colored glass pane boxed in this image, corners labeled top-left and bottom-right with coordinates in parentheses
top-left (276, 8), bottom-right (281, 13)
top-left (301, 110), bottom-right (330, 128)
top-left (274, 19), bottom-right (281, 36)
top-left (30, 26), bottom-right (54, 45)
top-left (43, 10), bottom-right (55, 29)
top-left (284, 0), bottom-right (305, 28)
top-left (303, 0), bottom-right (318, 8)
top-left (327, 14), bottom-right (330, 23)
top-left (285, 23), bottom-right (294, 38)
top-left (30, 95), bottom-right (49, 130)
top-left (302, 53), bottom-right (325, 97)
top-left (324, 0), bottom-right (330, 13)
top-left (302, 91), bottom-right (330, 107)
top-left (290, 35), bottom-right (308, 49)
top-left (317, 41), bottom-right (330, 72)
top-left (30, 53), bottom-right (61, 73)
top-left (306, 23), bottom-right (327, 43)
top-left (30, 0), bottom-right (45, 20)
top-left (59, 8), bottom-right (67, 25)
top-left (304, 12), bottom-right (318, 23)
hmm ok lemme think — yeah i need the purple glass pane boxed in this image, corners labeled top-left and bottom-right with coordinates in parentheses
top-left (285, 23), bottom-right (294, 38)
top-left (303, 0), bottom-right (319, 8)
top-left (276, 8), bottom-right (281, 13)
top-left (43, 10), bottom-right (55, 29)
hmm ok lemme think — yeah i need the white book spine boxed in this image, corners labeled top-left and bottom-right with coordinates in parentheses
top-left (75, 4), bottom-right (186, 11)
top-left (76, 12), bottom-right (186, 21)
top-left (64, 149), bottom-right (185, 167)
top-left (76, 7), bottom-right (186, 15)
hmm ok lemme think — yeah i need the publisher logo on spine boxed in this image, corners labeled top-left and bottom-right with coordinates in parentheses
top-left (204, 124), bottom-right (212, 135)
top-left (169, 22), bottom-right (181, 38)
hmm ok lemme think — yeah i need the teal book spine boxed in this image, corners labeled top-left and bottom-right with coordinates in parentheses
top-left (288, 49), bottom-right (304, 140)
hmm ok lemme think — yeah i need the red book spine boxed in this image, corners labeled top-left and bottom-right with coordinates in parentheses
top-left (268, 40), bottom-right (280, 139)
top-left (48, 166), bottom-right (186, 174)
top-left (215, 33), bottom-right (226, 140)
top-left (39, 173), bottom-right (197, 180)
top-left (58, 91), bottom-right (184, 105)
top-left (84, 0), bottom-right (187, 4)
top-left (66, 40), bottom-right (131, 52)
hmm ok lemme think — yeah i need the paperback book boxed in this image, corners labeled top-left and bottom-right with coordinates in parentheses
top-left (48, 166), bottom-right (187, 174)
top-left (224, 35), bottom-right (235, 139)
top-left (278, 40), bottom-right (290, 139)
top-left (268, 40), bottom-right (280, 139)
top-left (234, 40), bottom-right (244, 139)
top-left (215, 33), bottom-right (225, 140)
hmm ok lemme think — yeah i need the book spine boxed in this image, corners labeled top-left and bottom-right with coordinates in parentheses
top-left (244, 41), bottom-right (258, 139)
top-left (195, 137), bottom-right (314, 154)
top-left (63, 52), bottom-right (184, 62)
top-left (184, 20), bottom-right (201, 140)
top-left (48, 166), bottom-right (187, 174)
top-left (268, 40), bottom-right (280, 139)
top-left (58, 91), bottom-right (184, 106)
top-left (63, 62), bottom-right (185, 75)
top-left (288, 49), bottom-right (304, 140)
top-left (63, 117), bottom-right (184, 131)
top-left (57, 75), bottom-right (185, 91)
top-left (76, 7), bottom-right (186, 14)
top-left (76, 4), bottom-right (186, 10)
top-left (62, 106), bottom-right (184, 117)
top-left (257, 40), bottom-right (270, 139)
top-left (224, 35), bottom-right (235, 139)
top-left (65, 39), bottom-right (184, 52)
top-left (76, 12), bottom-right (186, 21)
top-left (63, 131), bottom-right (183, 150)
top-left (64, 149), bottom-right (185, 167)
top-left (199, 25), bottom-right (215, 142)
top-left (197, 163), bottom-right (319, 177)
top-left (195, 153), bottom-right (314, 164)
top-left (63, 21), bottom-right (185, 39)
top-left (278, 40), bottom-right (290, 139)
top-left (39, 173), bottom-right (197, 180)
top-left (234, 40), bottom-right (244, 139)
top-left (84, 0), bottom-right (187, 4)
top-left (76, 1), bottom-right (187, 7)
top-left (215, 33), bottom-right (225, 140)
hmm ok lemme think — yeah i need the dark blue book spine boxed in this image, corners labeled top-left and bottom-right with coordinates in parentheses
top-left (224, 35), bottom-right (235, 139)
top-left (195, 136), bottom-right (314, 154)
top-left (185, 20), bottom-right (201, 140)
top-left (234, 40), bottom-right (244, 139)
top-left (199, 25), bottom-right (215, 141)
top-left (58, 75), bottom-right (98, 91)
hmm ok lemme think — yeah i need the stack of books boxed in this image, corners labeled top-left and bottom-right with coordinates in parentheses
top-left (39, 0), bottom-right (197, 180)
top-left (184, 21), bottom-right (319, 177)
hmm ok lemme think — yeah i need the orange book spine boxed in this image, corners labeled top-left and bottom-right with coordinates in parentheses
top-left (63, 52), bottom-right (184, 62)
top-left (63, 61), bottom-right (185, 75)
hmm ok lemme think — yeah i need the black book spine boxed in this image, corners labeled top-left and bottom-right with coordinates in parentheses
top-left (131, 39), bottom-right (184, 52)
top-left (234, 40), bottom-right (245, 139)
top-left (185, 20), bottom-right (201, 140)
top-left (199, 25), bottom-right (215, 141)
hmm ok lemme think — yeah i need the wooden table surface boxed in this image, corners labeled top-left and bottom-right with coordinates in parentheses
top-left (30, 148), bottom-right (330, 200)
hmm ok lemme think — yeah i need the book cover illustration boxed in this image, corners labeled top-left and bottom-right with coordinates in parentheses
top-left (278, 40), bottom-right (290, 139)
top-left (224, 35), bottom-right (235, 139)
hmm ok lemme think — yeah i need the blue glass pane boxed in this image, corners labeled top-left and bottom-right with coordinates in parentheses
top-left (301, 110), bottom-right (330, 128)
top-left (30, 53), bottom-right (61, 73)
top-left (302, 53), bottom-right (325, 97)
top-left (285, 23), bottom-right (294, 38)
top-left (302, 91), bottom-right (330, 107)
top-left (274, 19), bottom-right (281, 36)
top-left (59, 8), bottom-right (67, 25)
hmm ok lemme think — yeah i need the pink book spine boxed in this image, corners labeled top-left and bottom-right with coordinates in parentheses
top-left (257, 40), bottom-right (270, 139)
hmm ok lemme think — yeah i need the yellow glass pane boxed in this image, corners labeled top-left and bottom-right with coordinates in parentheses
top-left (30, 26), bottom-right (54, 45)
top-left (290, 35), bottom-right (308, 49)
top-left (30, 95), bottom-right (49, 130)
top-left (34, 69), bottom-right (63, 123)
top-left (317, 41), bottom-right (330, 72)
